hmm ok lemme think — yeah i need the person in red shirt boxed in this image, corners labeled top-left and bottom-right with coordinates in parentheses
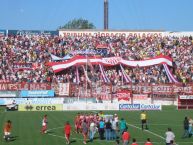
top-left (64, 121), bottom-right (71, 145)
top-left (3, 120), bottom-right (12, 141)
top-left (41, 115), bottom-right (48, 134)
top-left (122, 130), bottom-right (130, 145)
top-left (131, 138), bottom-right (139, 145)
top-left (74, 113), bottom-right (80, 133)
top-left (144, 138), bottom-right (153, 145)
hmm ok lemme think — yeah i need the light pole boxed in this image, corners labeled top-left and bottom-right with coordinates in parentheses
top-left (104, 0), bottom-right (109, 30)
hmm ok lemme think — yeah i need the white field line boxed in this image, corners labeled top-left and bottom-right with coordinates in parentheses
top-left (126, 123), bottom-right (165, 140)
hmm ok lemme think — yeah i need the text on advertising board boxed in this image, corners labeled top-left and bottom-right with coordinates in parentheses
top-left (18, 104), bottom-right (63, 111)
top-left (119, 104), bottom-right (140, 110)
top-left (119, 104), bottom-right (162, 111)
top-left (20, 90), bottom-right (54, 97)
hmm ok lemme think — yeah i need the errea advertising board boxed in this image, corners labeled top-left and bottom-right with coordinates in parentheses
top-left (18, 104), bottom-right (63, 111)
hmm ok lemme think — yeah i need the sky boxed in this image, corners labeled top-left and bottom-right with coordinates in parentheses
top-left (0, 0), bottom-right (193, 31)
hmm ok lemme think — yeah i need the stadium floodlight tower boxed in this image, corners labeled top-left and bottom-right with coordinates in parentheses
top-left (104, 0), bottom-right (109, 30)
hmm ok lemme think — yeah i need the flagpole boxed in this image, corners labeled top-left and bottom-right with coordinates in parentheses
top-left (86, 53), bottom-right (88, 105)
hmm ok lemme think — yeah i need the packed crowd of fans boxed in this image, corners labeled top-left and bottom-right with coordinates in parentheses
top-left (0, 34), bottom-right (192, 84)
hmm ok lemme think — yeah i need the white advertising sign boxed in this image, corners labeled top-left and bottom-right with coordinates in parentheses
top-left (59, 83), bottom-right (70, 96)
top-left (179, 95), bottom-right (193, 100)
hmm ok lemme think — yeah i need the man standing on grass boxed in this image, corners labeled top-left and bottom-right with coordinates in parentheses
top-left (165, 128), bottom-right (175, 145)
top-left (64, 121), bottom-right (71, 145)
top-left (182, 116), bottom-right (189, 138)
top-left (41, 114), bottom-right (48, 134)
top-left (3, 120), bottom-right (12, 142)
top-left (82, 120), bottom-right (88, 144)
top-left (99, 118), bottom-right (105, 140)
top-left (119, 118), bottom-right (127, 135)
top-left (140, 111), bottom-right (148, 130)
top-left (89, 120), bottom-right (96, 142)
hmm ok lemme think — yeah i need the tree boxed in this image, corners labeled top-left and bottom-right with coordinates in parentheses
top-left (59, 18), bottom-right (96, 29)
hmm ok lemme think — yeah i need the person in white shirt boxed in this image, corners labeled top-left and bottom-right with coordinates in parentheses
top-left (165, 128), bottom-right (175, 145)
top-left (89, 121), bottom-right (96, 142)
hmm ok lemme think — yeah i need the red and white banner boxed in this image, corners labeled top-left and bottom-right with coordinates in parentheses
top-left (121, 84), bottom-right (193, 94)
top-left (0, 83), bottom-right (51, 91)
top-left (116, 90), bottom-right (131, 101)
top-left (59, 30), bottom-right (164, 38)
top-left (133, 94), bottom-right (150, 104)
top-left (47, 55), bottom-right (173, 73)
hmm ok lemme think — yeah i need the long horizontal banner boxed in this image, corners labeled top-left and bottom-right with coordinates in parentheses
top-left (119, 104), bottom-right (162, 111)
top-left (63, 103), bottom-right (119, 111)
top-left (120, 84), bottom-right (193, 94)
top-left (0, 83), bottom-right (51, 91)
top-left (19, 104), bottom-right (63, 111)
top-left (179, 95), bottom-right (193, 100)
top-left (59, 30), bottom-right (164, 37)
top-left (47, 55), bottom-right (173, 73)
top-left (0, 98), bottom-right (64, 105)
top-left (20, 90), bottom-right (54, 97)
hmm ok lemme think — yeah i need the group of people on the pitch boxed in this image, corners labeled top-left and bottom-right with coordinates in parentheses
top-left (3, 112), bottom-right (177, 145)
top-left (72, 112), bottom-right (155, 145)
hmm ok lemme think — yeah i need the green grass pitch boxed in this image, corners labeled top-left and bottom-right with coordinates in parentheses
top-left (1, 106), bottom-right (193, 145)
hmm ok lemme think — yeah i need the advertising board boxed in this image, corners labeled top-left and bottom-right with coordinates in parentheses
top-left (179, 95), bottom-right (193, 99)
top-left (19, 104), bottom-right (63, 111)
top-left (119, 104), bottom-right (162, 111)
top-left (0, 98), bottom-right (64, 105)
top-left (0, 91), bottom-right (19, 97)
top-left (20, 90), bottom-right (54, 97)
top-left (133, 94), bottom-right (150, 104)
top-left (63, 103), bottom-right (119, 111)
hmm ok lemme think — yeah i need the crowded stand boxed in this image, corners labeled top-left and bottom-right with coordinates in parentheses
top-left (0, 31), bottom-right (192, 85)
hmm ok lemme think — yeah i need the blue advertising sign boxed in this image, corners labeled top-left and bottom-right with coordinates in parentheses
top-left (119, 104), bottom-right (140, 110)
top-left (140, 104), bottom-right (162, 110)
top-left (20, 90), bottom-right (54, 97)
top-left (119, 104), bottom-right (162, 111)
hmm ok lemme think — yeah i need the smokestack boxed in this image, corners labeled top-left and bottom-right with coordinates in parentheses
top-left (104, 0), bottom-right (109, 30)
